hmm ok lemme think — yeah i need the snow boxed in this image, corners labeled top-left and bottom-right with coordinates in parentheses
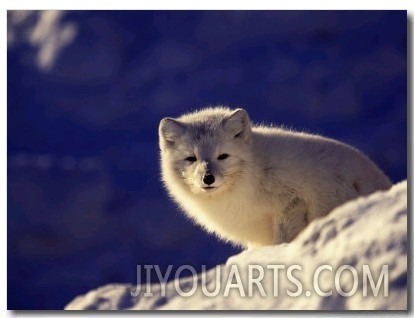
top-left (65, 181), bottom-right (407, 310)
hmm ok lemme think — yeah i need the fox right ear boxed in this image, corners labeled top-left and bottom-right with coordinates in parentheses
top-left (224, 108), bottom-right (251, 142)
top-left (159, 118), bottom-right (185, 149)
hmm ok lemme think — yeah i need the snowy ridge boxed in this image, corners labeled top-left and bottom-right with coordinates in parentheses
top-left (65, 181), bottom-right (407, 310)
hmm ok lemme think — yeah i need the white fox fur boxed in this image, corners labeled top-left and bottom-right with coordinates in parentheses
top-left (158, 107), bottom-right (392, 249)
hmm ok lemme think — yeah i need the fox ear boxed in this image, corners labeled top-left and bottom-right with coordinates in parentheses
top-left (159, 118), bottom-right (186, 149)
top-left (224, 108), bottom-right (251, 141)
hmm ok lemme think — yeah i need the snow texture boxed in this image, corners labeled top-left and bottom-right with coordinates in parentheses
top-left (65, 181), bottom-right (407, 310)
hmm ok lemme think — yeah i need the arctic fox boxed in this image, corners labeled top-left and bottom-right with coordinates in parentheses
top-left (158, 107), bottom-right (392, 249)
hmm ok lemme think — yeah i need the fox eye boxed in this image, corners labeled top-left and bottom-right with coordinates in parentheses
top-left (217, 154), bottom-right (229, 160)
top-left (185, 156), bottom-right (197, 162)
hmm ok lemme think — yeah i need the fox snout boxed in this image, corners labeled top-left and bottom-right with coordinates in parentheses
top-left (200, 165), bottom-right (215, 186)
top-left (203, 173), bottom-right (215, 185)
top-left (197, 163), bottom-right (219, 189)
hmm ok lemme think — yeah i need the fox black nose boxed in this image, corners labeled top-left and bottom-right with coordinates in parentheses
top-left (203, 174), bottom-right (215, 185)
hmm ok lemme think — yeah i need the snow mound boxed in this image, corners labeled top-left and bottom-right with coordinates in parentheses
top-left (65, 181), bottom-right (407, 310)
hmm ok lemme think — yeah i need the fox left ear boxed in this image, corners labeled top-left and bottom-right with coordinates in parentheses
top-left (159, 118), bottom-right (186, 149)
top-left (224, 108), bottom-right (251, 142)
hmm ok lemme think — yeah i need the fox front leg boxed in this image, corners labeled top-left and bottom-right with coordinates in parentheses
top-left (274, 197), bottom-right (309, 244)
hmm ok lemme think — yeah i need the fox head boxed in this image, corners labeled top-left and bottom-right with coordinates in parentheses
top-left (159, 108), bottom-right (252, 195)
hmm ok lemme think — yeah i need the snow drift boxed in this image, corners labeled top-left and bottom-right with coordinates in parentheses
top-left (65, 181), bottom-right (407, 310)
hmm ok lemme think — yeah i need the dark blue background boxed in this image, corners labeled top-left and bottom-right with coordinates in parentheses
top-left (7, 10), bottom-right (407, 309)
